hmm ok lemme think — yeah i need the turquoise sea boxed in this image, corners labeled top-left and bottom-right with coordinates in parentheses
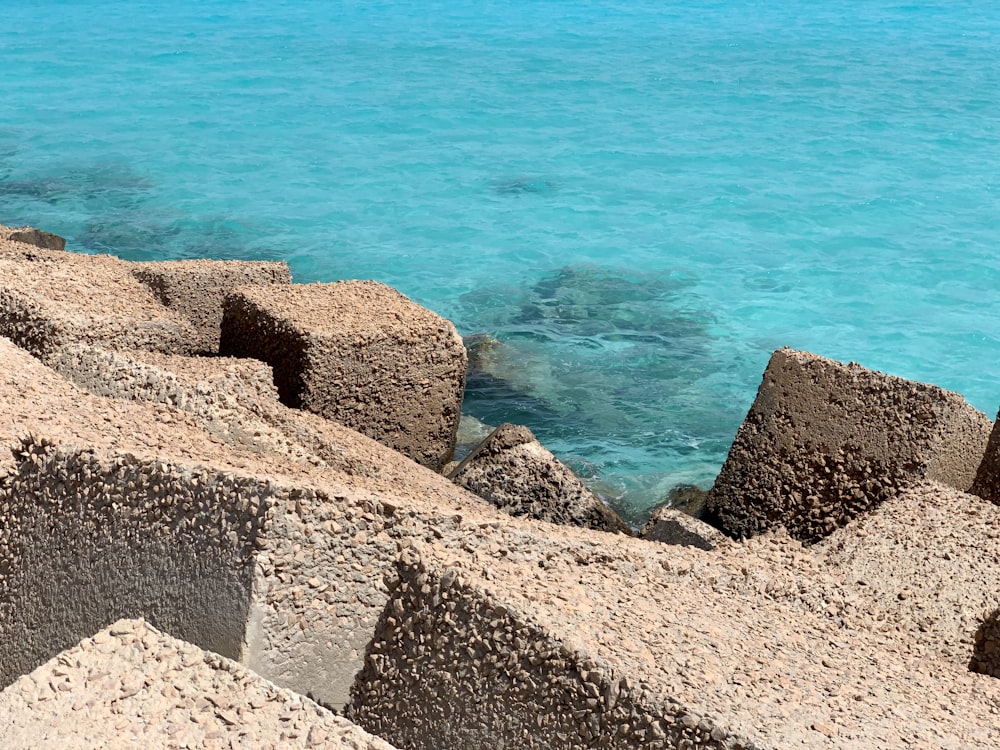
top-left (3, 1), bottom-right (1000, 521)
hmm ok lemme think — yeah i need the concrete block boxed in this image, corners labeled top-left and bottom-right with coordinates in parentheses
top-left (348, 535), bottom-right (1000, 750)
top-left (451, 423), bottom-right (631, 534)
top-left (0, 336), bottom-right (502, 710)
top-left (131, 259), bottom-right (291, 353)
top-left (706, 348), bottom-right (992, 543)
top-left (220, 281), bottom-right (467, 470)
top-left (0, 238), bottom-right (197, 360)
top-left (0, 618), bottom-right (398, 749)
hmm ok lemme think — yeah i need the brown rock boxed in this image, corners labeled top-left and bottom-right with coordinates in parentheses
top-left (3, 226), bottom-right (66, 252)
top-left (450, 423), bottom-right (631, 534)
top-left (219, 281), bottom-right (467, 470)
top-left (639, 505), bottom-right (726, 550)
top-left (705, 348), bottom-right (992, 543)
top-left (131, 259), bottom-right (291, 354)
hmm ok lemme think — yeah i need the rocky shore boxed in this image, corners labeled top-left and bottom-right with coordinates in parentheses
top-left (1, 223), bottom-right (999, 748)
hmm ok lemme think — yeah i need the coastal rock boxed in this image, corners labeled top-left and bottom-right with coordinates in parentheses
top-left (0, 225), bottom-right (66, 252)
top-left (0, 619), bottom-right (397, 749)
top-left (450, 423), bottom-right (631, 534)
top-left (220, 281), bottom-right (467, 470)
top-left (0, 234), bottom-right (198, 360)
top-left (131, 258), bottom-right (291, 353)
top-left (705, 348), bottom-right (992, 543)
top-left (639, 505), bottom-right (727, 550)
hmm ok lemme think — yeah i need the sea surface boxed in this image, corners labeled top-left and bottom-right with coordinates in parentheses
top-left (3, 1), bottom-right (1000, 522)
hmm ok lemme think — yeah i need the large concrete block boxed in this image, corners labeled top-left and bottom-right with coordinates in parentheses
top-left (450, 423), bottom-right (631, 534)
top-left (132, 259), bottom-right (291, 354)
top-left (809, 482), bottom-right (1000, 667)
top-left (0, 336), bottom-right (500, 710)
top-left (0, 619), bottom-right (398, 749)
top-left (969, 410), bottom-right (1000, 505)
top-left (706, 348), bottom-right (992, 543)
top-left (348, 537), bottom-right (1000, 750)
top-left (0, 238), bottom-right (197, 360)
top-left (220, 281), bottom-right (467, 470)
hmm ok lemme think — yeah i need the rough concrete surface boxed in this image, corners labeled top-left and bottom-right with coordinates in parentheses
top-left (706, 348), bottom-right (992, 543)
top-left (219, 281), bottom-right (467, 470)
top-left (639, 504), bottom-right (727, 550)
top-left (0, 618), bottom-right (398, 749)
top-left (132, 258), bottom-right (291, 353)
top-left (450, 423), bottom-right (631, 534)
top-left (0, 236), bottom-right (198, 360)
top-left (348, 533), bottom-right (1000, 750)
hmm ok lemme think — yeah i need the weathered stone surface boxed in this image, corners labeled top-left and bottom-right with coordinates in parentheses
top-left (969, 409), bottom-right (1000, 506)
top-left (0, 619), bottom-right (397, 749)
top-left (0, 336), bottom-right (501, 710)
top-left (0, 224), bottom-right (66, 252)
top-left (705, 348), bottom-right (992, 543)
top-left (972, 608), bottom-right (1000, 679)
top-left (639, 505), bottom-right (726, 550)
top-left (450, 423), bottom-right (631, 534)
top-left (808, 482), bottom-right (1000, 668)
top-left (220, 281), bottom-right (467, 470)
top-left (348, 535), bottom-right (1000, 750)
top-left (131, 258), bottom-right (291, 353)
top-left (0, 236), bottom-right (197, 360)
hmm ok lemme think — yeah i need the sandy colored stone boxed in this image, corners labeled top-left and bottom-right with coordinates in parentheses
top-left (639, 504), bottom-right (727, 550)
top-left (131, 258), bottom-right (291, 353)
top-left (450, 423), bottom-right (631, 534)
top-left (220, 281), bottom-right (467, 470)
top-left (0, 619), bottom-right (397, 749)
top-left (706, 348), bottom-right (992, 543)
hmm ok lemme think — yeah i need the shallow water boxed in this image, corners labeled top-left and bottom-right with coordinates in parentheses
top-left (3, 1), bottom-right (1000, 521)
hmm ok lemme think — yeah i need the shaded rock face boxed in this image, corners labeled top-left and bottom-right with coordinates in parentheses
top-left (971, 608), bottom-right (1000, 679)
top-left (450, 423), bottom-right (631, 534)
top-left (220, 281), bottom-right (467, 471)
top-left (969, 411), bottom-right (1000, 506)
top-left (639, 505), bottom-right (726, 551)
top-left (705, 348), bottom-right (992, 544)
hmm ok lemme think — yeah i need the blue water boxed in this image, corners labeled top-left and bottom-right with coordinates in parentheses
top-left (3, 1), bottom-right (1000, 521)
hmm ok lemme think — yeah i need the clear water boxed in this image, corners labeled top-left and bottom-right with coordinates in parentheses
top-left (3, 1), bottom-right (1000, 521)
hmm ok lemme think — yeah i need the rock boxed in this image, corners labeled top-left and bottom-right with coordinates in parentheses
top-left (450, 423), bottom-right (631, 534)
top-left (971, 608), bottom-right (1000, 679)
top-left (4, 226), bottom-right (66, 252)
top-left (131, 259), bottom-right (291, 354)
top-left (705, 348), bottom-right (992, 543)
top-left (663, 484), bottom-right (709, 518)
top-left (219, 281), bottom-right (467, 470)
top-left (639, 505), bottom-right (726, 550)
